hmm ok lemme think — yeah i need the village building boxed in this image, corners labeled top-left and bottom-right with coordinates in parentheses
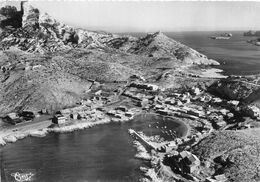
top-left (94, 90), bottom-right (102, 95)
top-left (165, 99), bottom-right (176, 105)
top-left (40, 108), bottom-right (48, 114)
top-left (57, 108), bottom-right (71, 117)
top-left (214, 174), bottom-right (227, 182)
top-left (212, 97), bottom-right (223, 103)
top-left (219, 109), bottom-right (229, 115)
top-left (171, 93), bottom-right (181, 98)
top-left (154, 104), bottom-right (164, 110)
top-left (70, 113), bottom-right (80, 120)
top-left (187, 109), bottom-right (205, 117)
top-left (215, 120), bottom-right (227, 128)
top-left (246, 105), bottom-right (260, 118)
top-left (115, 106), bottom-right (128, 112)
top-left (128, 82), bottom-right (159, 91)
top-left (3, 112), bottom-right (22, 125)
top-left (177, 100), bottom-right (183, 106)
top-left (125, 111), bottom-right (134, 118)
top-left (205, 178), bottom-right (217, 182)
top-left (52, 114), bottom-right (67, 125)
top-left (227, 100), bottom-right (239, 106)
top-left (227, 112), bottom-right (234, 119)
top-left (165, 150), bottom-right (201, 175)
top-left (19, 111), bottom-right (35, 120)
top-left (191, 87), bottom-right (201, 95)
top-left (129, 74), bottom-right (146, 82)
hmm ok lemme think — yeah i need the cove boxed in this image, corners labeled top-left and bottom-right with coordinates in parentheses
top-left (0, 114), bottom-right (187, 182)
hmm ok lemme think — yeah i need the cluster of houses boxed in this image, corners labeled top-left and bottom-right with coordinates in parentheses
top-left (122, 81), bottom-right (240, 132)
top-left (106, 106), bottom-right (136, 122)
top-left (51, 94), bottom-right (138, 126)
top-left (244, 105), bottom-right (260, 120)
top-left (128, 82), bottom-right (159, 91)
top-left (2, 110), bottom-right (37, 125)
top-left (51, 100), bottom-right (106, 126)
top-left (164, 150), bottom-right (201, 175)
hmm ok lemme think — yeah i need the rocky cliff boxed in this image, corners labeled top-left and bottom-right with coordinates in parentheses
top-left (208, 78), bottom-right (259, 101)
top-left (0, 2), bottom-right (219, 65)
top-left (208, 77), bottom-right (260, 118)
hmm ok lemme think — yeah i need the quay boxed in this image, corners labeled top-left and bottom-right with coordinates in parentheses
top-left (128, 129), bottom-right (157, 151)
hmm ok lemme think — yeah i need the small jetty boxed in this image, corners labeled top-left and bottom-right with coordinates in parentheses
top-left (128, 129), bottom-right (157, 151)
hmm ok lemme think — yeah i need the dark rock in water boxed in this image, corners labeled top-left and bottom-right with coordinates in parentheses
top-left (244, 30), bottom-right (260, 36)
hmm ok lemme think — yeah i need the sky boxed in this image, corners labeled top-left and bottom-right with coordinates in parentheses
top-left (3, 1), bottom-right (260, 33)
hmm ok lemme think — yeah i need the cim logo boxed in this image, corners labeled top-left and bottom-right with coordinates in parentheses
top-left (10, 172), bottom-right (34, 182)
top-left (3, 169), bottom-right (36, 182)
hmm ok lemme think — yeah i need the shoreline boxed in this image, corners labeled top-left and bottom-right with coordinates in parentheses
top-left (0, 118), bottom-right (112, 147)
top-left (200, 68), bottom-right (228, 79)
top-left (0, 112), bottom-right (190, 147)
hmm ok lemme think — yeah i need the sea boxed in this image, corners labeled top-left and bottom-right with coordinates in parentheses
top-left (125, 31), bottom-right (260, 75)
top-left (1, 31), bottom-right (260, 182)
top-left (0, 114), bottom-right (187, 182)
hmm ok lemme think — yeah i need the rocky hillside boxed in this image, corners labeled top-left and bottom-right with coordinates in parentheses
top-left (0, 2), bottom-right (220, 115)
top-left (208, 77), bottom-right (260, 105)
top-left (0, 2), bottom-right (219, 65)
top-left (209, 78), bottom-right (258, 101)
top-left (105, 31), bottom-right (219, 65)
top-left (192, 129), bottom-right (260, 182)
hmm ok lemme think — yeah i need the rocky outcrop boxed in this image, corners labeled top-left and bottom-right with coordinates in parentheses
top-left (22, 3), bottom-right (39, 30)
top-left (208, 78), bottom-right (260, 102)
top-left (244, 30), bottom-right (260, 36)
top-left (106, 31), bottom-right (219, 65)
top-left (0, 3), bottom-right (219, 66)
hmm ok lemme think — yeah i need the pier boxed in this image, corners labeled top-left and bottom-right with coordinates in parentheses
top-left (128, 129), bottom-right (157, 151)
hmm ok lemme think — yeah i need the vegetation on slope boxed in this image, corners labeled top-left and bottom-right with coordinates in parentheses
top-left (192, 129), bottom-right (260, 182)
